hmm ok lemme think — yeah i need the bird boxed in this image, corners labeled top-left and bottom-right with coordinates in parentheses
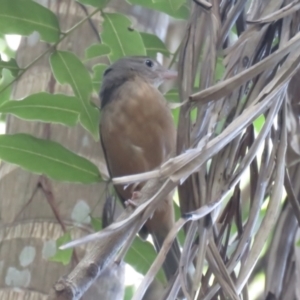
top-left (99, 56), bottom-right (180, 281)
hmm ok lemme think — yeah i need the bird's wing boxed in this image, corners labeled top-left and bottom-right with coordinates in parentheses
top-left (100, 78), bottom-right (175, 199)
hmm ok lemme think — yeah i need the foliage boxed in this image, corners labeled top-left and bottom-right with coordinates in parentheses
top-left (124, 237), bottom-right (166, 284)
top-left (50, 50), bottom-right (99, 140)
top-left (1, 0), bottom-right (299, 300)
top-left (50, 232), bottom-right (73, 266)
top-left (0, 0), bottom-right (178, 186)
top-left (0, 133), bottom-right (101, 183)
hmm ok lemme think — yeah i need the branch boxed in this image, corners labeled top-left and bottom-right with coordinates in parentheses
top-left (48, 178), bottom-right (177, 300)
top-left (0, 7), bottom-right (101, 96)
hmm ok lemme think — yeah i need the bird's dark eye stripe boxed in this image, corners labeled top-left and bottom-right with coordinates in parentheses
top-left (103, 68), bottom-right (112, 76)
top-left (145, 59), bottom-right (154, 67)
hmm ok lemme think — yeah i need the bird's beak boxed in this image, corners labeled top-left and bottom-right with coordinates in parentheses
top-left (161, 69), bottom-right (178, 80)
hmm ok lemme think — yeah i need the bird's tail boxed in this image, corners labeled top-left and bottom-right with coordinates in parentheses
top-left (152, 230), bottom-right (182, 280)
top-left (145, 196), bottom-right (192, 299)
top-left (145, 194), bottom-right (181, 280)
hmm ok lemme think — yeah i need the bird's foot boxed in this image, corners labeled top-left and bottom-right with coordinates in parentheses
top-left (124, 192), bottom-right (142, 207)
top-left (124, 199), bottom-right (138, 207)
top-left (132, 191), bottom-right (142, 200)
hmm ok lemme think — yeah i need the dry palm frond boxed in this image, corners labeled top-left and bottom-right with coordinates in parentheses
top-left (58, 1), bottom-right (300, 299)
top-left (173, 1), bottom-right (300, 299)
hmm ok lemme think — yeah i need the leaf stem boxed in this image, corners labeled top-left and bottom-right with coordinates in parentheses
top-left (0, 7), bottom-right (102, 95)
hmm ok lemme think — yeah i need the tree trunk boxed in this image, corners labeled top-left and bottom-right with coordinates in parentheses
top-left (0, 1), bottom-right (111, 299)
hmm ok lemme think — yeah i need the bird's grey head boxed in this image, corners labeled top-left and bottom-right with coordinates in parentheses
top-left (100, 56), bottom-right (177, 109)
top-left (103, 56), bottom-right (177, 87)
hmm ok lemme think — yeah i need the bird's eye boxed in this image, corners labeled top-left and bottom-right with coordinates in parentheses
top-left (145, 59), bottom-right (154, 68)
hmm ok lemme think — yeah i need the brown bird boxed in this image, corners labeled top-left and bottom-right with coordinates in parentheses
top-left (99, 56), bottom-right (180, 280)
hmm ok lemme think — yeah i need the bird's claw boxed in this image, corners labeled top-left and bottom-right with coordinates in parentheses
top-left (125, 192), bottom-right (141, 207)
top-left (124, 199), bottom-right (138, 207)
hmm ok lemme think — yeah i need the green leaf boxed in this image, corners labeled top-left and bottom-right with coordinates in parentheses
top-left (171, 0), bottom-right (187, 11)
top-left (191, 107), bottom-right (197, 122)
top-left (253, 115), bottom-right (265, 133)
top-left (50, 51), bottom-right (99, 140)
top-left (140, 32), bottom-right (170, 58)
top-left (92, 63), bottom-right (108, 92)
top-left (165, 89), bottom-right (180, 126)
top-left (0, 133), bottom-right (101, 183)
top-left (76, 0), bottom-right (109, 8)
top-left (0, 0), bottom-right (60, 43)
top-left (172, 107), bottom-right (180, 126)
top-left (0, 93), bottom-right (81, 126)
top-left (0, 57), bottom-right (19, 77)
top-left (50, 232), bottom-right (73, 266)
top-left (91, 216), bottom-right (102, 231)
top-left (0, 69), bottom-right (14, 106)
top-left (50, 51), bottom-right (93, 95)
top-left (0, 35), bottom-right (6, 53)
top-left (124, 285), bottom-right (135, 300)
top-left (127, 0), bottom-right (189, 19)
top-left (85, 43), bottom-right (110, 60)
top-left (101, 13), bottom-right (146, 62)
top-left (152, 0), bottom-right (186, 11)
top-left (164, 88), bottom-right (179, 102)
top-left (125, 237), bottom-right (166, 283)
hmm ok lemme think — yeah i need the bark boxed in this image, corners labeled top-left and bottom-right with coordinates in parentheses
top-left (0, 1), bottom-right (116, 299)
